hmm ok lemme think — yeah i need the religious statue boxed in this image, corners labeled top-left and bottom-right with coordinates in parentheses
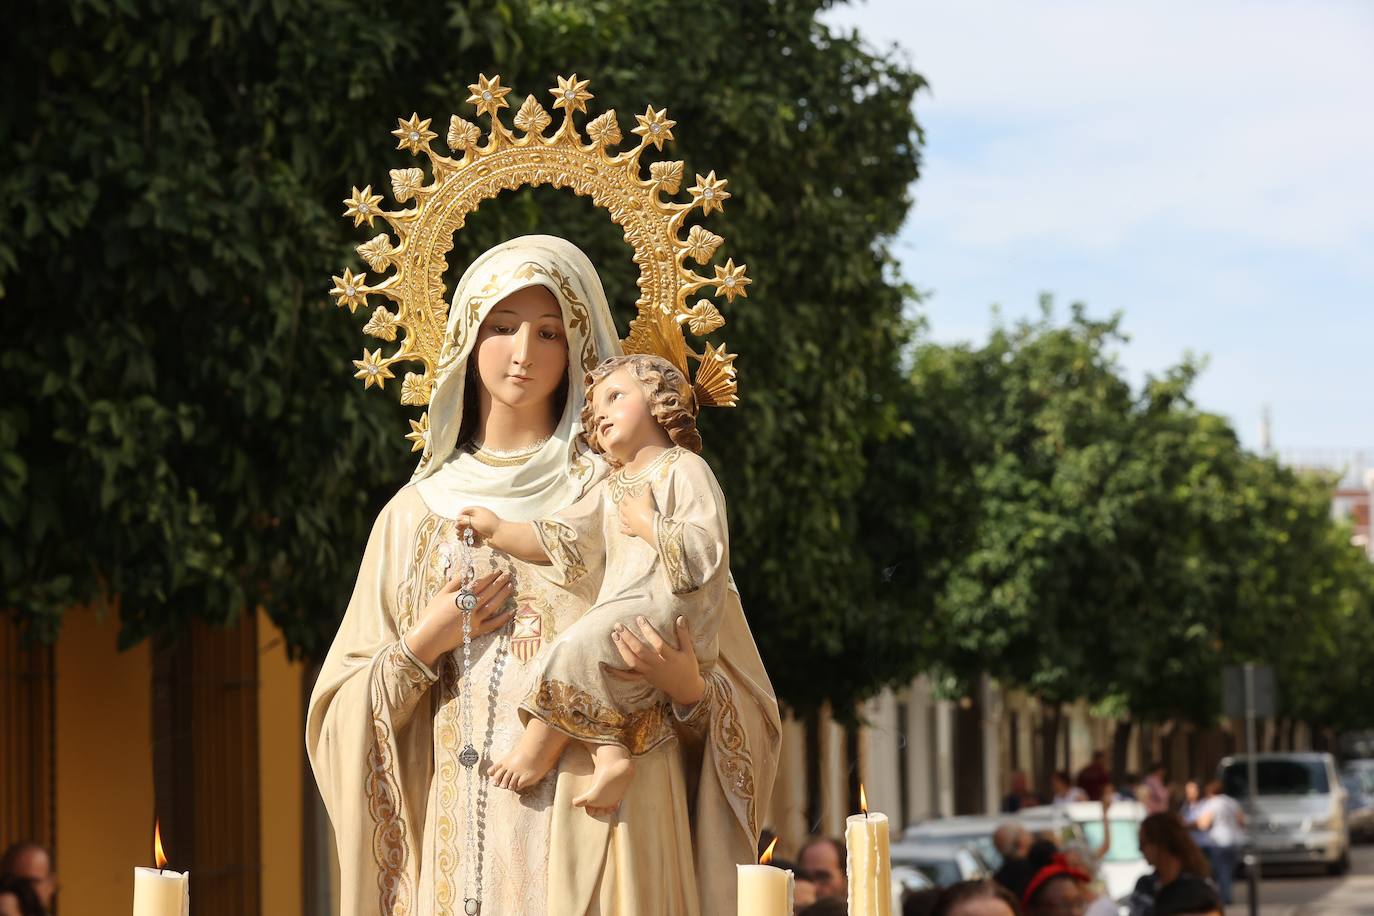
top-left (305, 73), bottom-right (781, 915)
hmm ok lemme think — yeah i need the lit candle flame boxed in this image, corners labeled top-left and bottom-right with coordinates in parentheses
top-left (759, 836), bottom-right (779, 865)
top-left (860, 783), bottom-right (869, 817)
top-left (154, 819), bottom-right (168, 870)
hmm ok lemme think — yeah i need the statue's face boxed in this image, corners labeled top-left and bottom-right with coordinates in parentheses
top-left (587, 366), bottom-right (658, 463)
top-left (472, 285), bottom-right (569, 412)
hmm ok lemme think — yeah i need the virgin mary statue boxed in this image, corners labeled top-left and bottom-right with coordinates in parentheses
top-left (307, 235), bottom-right (781, 915)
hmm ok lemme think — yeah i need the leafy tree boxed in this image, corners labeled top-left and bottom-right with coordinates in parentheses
top-left (0, 1), bottom-right (925, 714)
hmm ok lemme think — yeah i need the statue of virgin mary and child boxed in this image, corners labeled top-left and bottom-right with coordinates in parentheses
top-left (307, 235), bottom-right (781, 915)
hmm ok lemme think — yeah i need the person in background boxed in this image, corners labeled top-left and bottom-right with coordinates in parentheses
top-left (1051, 771), bottom-right (1087, 805)
top-left (992, 823), bottom-right (1035, 897)
top-left (1002, 770), bottom-right (1042, 813)
top-left (929, 879), bottom-right (1023, 916)
top-left (1179, 780), bottom-right (1212, 855)
top-left (1141, 763), bottom-right (1170, 814)
top-left (1076, 751), bottom-right (1113, 802)
top-left (797, 897), bottom-right (847, 916)
top-left (1021, 857), bottom-right (1091, 916)
top-left (1128, 812), bottom-right (1215, 916)
top-left (903, 886), bottom-right (943, 916)
top-left (0, 875), bottom-right (44, 916)
top-left (0, 844), bottom-right (53, 916)
top-left (1116, 773), bottom-right (1141, 802)
top-left (797, 835), bottom-right (848, 902)
top-left (1059, 842), bottom-right (1116, 916)
top-left (1193, 780), bottom-right (1245, 905)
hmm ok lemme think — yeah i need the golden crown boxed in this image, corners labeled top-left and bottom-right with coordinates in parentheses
top-left (332, 72), bottom-right (748, 446)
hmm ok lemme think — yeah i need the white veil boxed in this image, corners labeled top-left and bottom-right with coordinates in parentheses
top-left (412, 235), bottom-right (624, 521)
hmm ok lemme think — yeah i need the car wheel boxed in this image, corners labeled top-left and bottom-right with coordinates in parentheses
top-left (1328, 851), bottom-right (1351, 876)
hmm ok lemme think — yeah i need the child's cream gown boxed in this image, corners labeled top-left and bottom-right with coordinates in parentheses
top-left (524, 446), bottom-right (729, 754)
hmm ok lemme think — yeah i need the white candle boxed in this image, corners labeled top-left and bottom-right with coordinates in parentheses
top-left (133, 867), bottom-right (188, 916)
top-left (846, 794), bottom-right (892, 916)
top-left (737, 862), bottom-right (794, 915)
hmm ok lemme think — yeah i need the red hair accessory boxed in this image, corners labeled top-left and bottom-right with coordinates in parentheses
top-left (1021, 854), bottom-right (1090, 908)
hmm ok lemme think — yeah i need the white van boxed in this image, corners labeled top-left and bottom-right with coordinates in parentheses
top-left (1218, 752), bottom-right (1350, 874)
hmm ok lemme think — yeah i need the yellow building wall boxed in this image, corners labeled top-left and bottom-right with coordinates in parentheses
top-left (257, 607), bottom-right (304, 916)
top-left (54, 607), bottom-right (154, 915)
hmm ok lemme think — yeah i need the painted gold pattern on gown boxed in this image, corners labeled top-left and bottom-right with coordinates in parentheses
top-left (368, 642), bottom-right (426, 914)
top-left (533, 519), bottom-right (588, 584)
top-left (606, 446), bottom-right (682, 503)
top-left (528, 678), bottom-right (675, 755)
top-left (655, 514), bottom-right (695, 595)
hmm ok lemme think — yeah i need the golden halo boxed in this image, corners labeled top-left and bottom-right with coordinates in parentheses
top-left (332, 72), bottom-right (748, 445)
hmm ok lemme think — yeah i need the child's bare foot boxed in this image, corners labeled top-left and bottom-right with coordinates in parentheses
top-left (490, 719), bottom-right (569, 792)
top-left (573, 747), bottom-right (636, 812)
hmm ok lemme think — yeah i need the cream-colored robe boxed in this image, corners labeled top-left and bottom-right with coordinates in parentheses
top-left (525, 447), bottom-right (730, 756)
top-left (306, 483), bottom-right (780, 915)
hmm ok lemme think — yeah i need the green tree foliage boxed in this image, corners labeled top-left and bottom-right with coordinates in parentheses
top-left (893, 299), bottom-right (1374, 730)
top-left (0, 0), bottom-right (925, 714)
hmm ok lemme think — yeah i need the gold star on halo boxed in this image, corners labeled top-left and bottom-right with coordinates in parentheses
top-left (467, 74), bottom-right (513, 118)
top-left (688, 171), bottom-right (730, 215)
top-left (352, 348), bottom-right (395, 390)
top-left (342, 185), bottom-right (384, 227)
top-left (391, 113), bottom-right (437, 154)
top-left (330, 268), bottom-right (369, 313)
top-left (405, 412), bottom-right (430, 453)
top-left (550, 74), bottom-right (593, 114)
top-left (631, 106), bottom-right (676, 150)
top-left (711, 259), bottom-right (751, 302)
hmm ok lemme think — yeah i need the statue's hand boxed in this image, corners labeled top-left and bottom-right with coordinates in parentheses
top-left (607, 615), bottom-right (705, 708)
top-left (405, 570), bottom-right (516, 670)
top-left (457, 505), bottom-right (502, 541)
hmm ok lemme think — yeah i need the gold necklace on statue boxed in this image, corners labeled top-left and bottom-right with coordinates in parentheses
top-left (465, 435), bottom-right (550, 467)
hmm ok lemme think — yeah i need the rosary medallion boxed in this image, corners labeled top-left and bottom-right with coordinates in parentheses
top-left (464, 898), bottom-right (480, 915)
top-left (458, 743), bottom-right (479, 768)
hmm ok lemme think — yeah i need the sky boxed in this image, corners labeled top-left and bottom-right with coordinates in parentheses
top-left (822, 0), bottom-right (1373, 453)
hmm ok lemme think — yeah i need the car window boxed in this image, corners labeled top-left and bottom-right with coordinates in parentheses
top-left (1222, 759), bottom-right (1330, 796)
top-left (1081, 819), bottom-right (1143, 862)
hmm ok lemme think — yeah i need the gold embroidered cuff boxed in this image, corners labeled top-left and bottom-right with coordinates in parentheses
top-left (533, 518), bottom-right (588, 584)
top-left (655, 513), bottom-right (697, 595)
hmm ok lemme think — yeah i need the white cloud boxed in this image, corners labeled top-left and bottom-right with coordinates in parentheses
top-left (826, 0), bottom-right (1374, 251)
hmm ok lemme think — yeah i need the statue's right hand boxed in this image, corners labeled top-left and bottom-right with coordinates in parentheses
top-left (405, 570), bottom-right (516, 669)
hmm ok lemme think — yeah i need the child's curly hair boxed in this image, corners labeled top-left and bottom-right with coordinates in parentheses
top-left (579, 354), bottom-right (701, 460)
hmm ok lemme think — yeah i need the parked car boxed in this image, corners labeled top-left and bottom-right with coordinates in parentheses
top-left (1019, 801), bottom-right (1150, 905)
top-left (889, 840), bottom-right (992, 887)
top-left (901, 815), bottom-right (1012, 870)
top-left (1343, 758), bottom-right (1374, 795)
top-left (1341, 774), bottom-right (1374, 843)
top-left (1218, 752), bottom-right (1350, 874)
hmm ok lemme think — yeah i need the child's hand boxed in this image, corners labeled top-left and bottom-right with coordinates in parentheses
top-left (617, 490), bottom-right (655, 540)
top-left (457, 505), bottom-right (501, 542)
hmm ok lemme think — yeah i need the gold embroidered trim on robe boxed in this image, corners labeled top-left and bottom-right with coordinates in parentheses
top-left (534, 519), bottom-right (588, 584)
top-left (655, 514), bottom-right (697, 595)
top-left (705, 669), bottom-right (759, 836)
top-left (606, 447), bottom-right (683, 503)
top-left (368, 641), bottom-right (425, 914)
top-left (524, 678), bottom-right (676, 756)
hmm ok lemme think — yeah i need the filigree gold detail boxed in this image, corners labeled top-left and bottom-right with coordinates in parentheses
top-left (331, 267), bottom-right (369, 313)
top-left (391, 113), bottom-right (437, 155)
top-left (405, 412), bottom-right (429, 453)
top-left (363, 308), bottom-right (400, 341)
top-left (389, 167), bottom-right (425, 203)
top-left (513, 95), bottom-right (552, 137)
top-left (400, 371), bottom-right (431, 406)
top-left (681, 300), bottom-right (725, 335)
top-left (336, 72), bottom-right (751, 441)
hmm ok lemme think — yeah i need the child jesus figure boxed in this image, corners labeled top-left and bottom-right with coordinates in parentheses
top-left (459, 354), bottom-right (730, 811)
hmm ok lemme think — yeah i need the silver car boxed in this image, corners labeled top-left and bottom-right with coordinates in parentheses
top-left (1219, 752), bottom-right (1351, 874)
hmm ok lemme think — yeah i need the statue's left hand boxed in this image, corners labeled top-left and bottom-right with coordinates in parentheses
top-left (607, 615), bottom-right (706, 708)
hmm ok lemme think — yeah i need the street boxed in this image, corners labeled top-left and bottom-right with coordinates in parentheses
top-left (1227, 844), bottom-right (1374, 915)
